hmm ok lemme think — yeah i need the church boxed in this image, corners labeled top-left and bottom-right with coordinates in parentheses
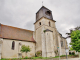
top-left (0, 6), bottom-right (68, 59)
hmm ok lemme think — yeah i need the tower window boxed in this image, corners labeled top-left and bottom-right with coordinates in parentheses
top-left (49, 21), bottom-right (50, 26)
top-left (12, 41), bottom-right (15, 50)
top-left (61, 41), bottom-right (63, 47)
top-left (39, 22), bottom-right (41, 25)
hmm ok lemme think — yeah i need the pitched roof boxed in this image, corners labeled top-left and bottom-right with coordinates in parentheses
top-left (0, 24), bottom-right (36, 43)
top-left (36, 6), bottom-right (52, 14)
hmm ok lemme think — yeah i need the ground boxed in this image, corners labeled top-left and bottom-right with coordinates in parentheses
top-left (61, 58), bottom-right (80, 60)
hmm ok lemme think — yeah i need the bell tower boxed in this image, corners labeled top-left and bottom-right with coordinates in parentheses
top-left (34, 6), bottom-right (56, 57)
top-left (36, 6), bottom-right (53, 21)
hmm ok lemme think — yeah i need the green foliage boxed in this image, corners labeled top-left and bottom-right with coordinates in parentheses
top-left (1, 55), bottom-right (79, 60)
top-left (36, 51), bottom-right (42, 57)
top-left (0, 58), bottom-right (23, 60)
top-left (66, 26), bottom-right (80, 38)
top-left (0, 59), bottom-right (6, 60)
top-left (69, 52), bottom-right (75, 55)
top-left (53, 56), bottom-right (59, 58)
top-left (31, 57), bottom-right (42, 59)
top-left (43, 30), bottom-right (46, 33)
top-left (68, 55), bottom-right (78, 57)
top-left (70, 30), bottom-right (80, 52)
top-left (42, 57), bottom-right (50, 59)
top-left (69, 46), bottom-right (74, 51)
top-left (72, 52), bottom-right (75, 55)
top-left (24, 56), bottom-right (53, 59)
top-left (35, 53), bottom-right (37, 57)
top-left (25, 56), bottom-right (29, 59)
top-left (20, 45), bottom-right (31, 53)
top-left (60, 55), bottom-right (66, 57)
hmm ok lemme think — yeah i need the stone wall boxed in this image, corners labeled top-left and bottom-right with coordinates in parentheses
top-left (45, 31), bottom-right (55, 57)
top-left (34, 17), bottom-right (56, 57)
top-left (1, 39), bottom-right (35, 58)
top-left (57, 33), bottom-right (62, 56)
top-left (0, 38), bottom-right (3, 59)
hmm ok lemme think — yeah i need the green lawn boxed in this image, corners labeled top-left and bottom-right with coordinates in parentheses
top-left (0, 55), bottom-right (78, 60)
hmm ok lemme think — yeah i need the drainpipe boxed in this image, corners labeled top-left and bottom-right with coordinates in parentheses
top-left (0, 44), bottom-right (2, 59)
top-left (0, 38), bottom-right (3, 59)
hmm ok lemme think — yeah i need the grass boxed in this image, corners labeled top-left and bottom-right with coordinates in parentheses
top-left (0, 56), bottom-right (59, 60)
top-left (24, 56), bottom-right (52, 59)
top-left (0, 55), bottom-right (78, 60)
top-left (0, 58), bottom-right (23, 60)
top-left (53, 56), bottom-right (59, 58)
top-left (60, 54), bottom-right (79, 57)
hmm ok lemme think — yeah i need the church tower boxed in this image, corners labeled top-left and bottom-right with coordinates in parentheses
top-left (34, 6), bottom-right (57, 57)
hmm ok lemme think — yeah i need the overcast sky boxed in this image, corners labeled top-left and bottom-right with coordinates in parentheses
top-left (0, 0), bottom-right (80, 46)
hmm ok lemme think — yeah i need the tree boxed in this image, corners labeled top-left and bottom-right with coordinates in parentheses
top-left (69, 46), bottom-right (74, 51)
top-left (20, 45), bottom-right (31, 55)
top-left (70, 30), bottom-right (80, 50)
top-left (66, 26), bottom-right (80, 38)
top-left (66, 26), bottom-right (80, 58)
top-left (69, 30), bottom-right (80, 57)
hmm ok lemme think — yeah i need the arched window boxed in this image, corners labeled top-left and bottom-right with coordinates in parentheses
top-left (39, 22), bottom-right (41, 25)
top-left (49, 21), bottom-right (50, 26)
top-left (12, 41), bottom-right (15, 50)
top-left (61, 41), bottom-right (63, 47)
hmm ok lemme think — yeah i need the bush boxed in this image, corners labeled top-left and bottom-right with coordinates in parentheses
top-left (21, 45), bottom-right (31, 53)
top-left (25, 56), bottom-right (29, 59)
top-left (60, 55), bottom-right (66, 57)
top-left (36, 51), bottom-right (42, 57)
top-left (72, 52), bottom-right (75, 55)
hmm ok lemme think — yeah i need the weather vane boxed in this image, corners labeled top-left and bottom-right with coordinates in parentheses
top-left (42, 1), bottom-right (43, 6)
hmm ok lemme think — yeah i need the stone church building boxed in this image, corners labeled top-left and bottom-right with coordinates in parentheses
top-left (0, 6), bottom-right (68, 59)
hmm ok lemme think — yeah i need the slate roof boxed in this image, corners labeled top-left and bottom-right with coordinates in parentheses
top-left (36, 6), bottom-right (52, 14)
top-left (0, 24), bottom-right (36, 43)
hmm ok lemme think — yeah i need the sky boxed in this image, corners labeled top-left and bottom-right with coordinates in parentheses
top-left (0, 0), bottom-right (80, 46)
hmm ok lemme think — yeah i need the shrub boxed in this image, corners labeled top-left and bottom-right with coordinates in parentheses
top-left (36, 51), bottom-right (42, 57)
top-left (72, 52), bottom-right (75, 55)
top-left (43, 30), bottom-right (46, 33)
top-left (21, 45), bottom-right (31, 53)
top-left (25, 56), bottom-right (29, 59)
top-left (60, 55), bottom-right (66, 57)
